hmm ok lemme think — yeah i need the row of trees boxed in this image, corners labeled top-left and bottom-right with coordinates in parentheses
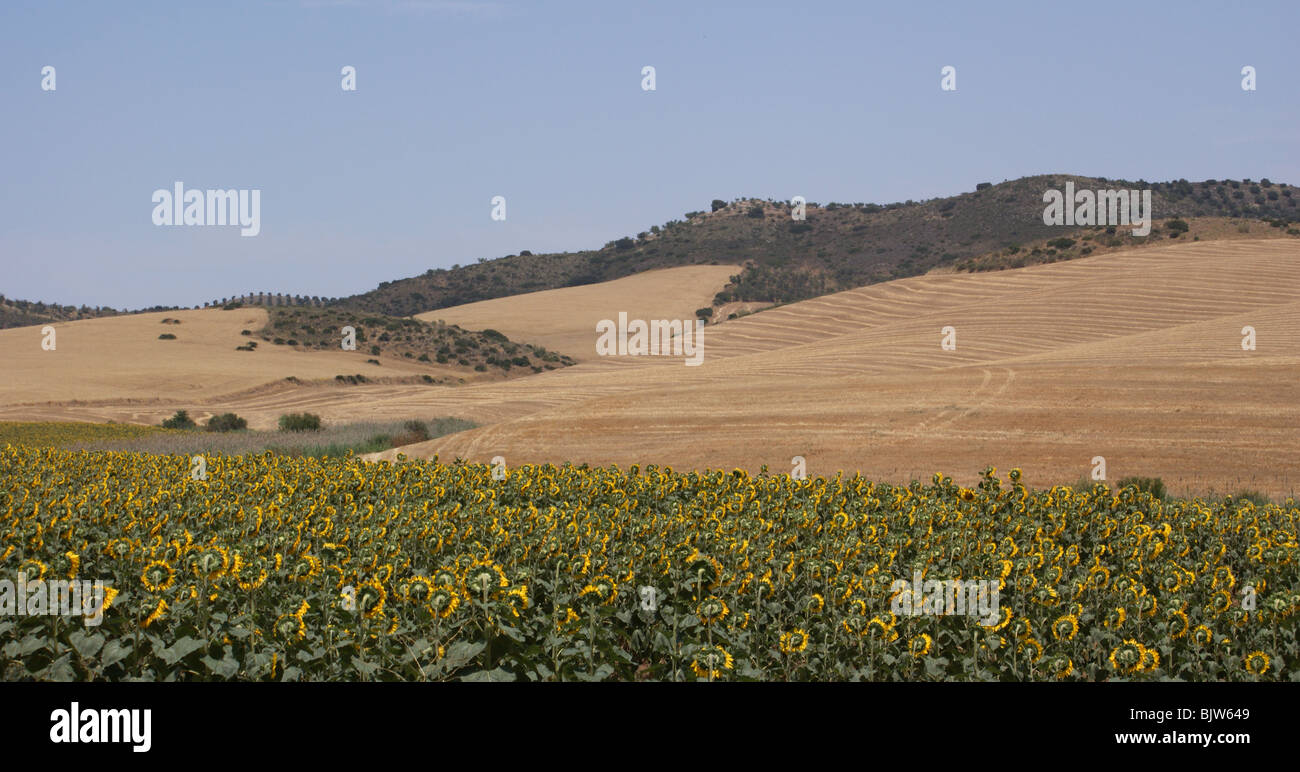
top-left (206, 293), bottom-right (339, 308)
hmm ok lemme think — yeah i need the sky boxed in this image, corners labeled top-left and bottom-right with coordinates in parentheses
top-left (1, 0), bottom-right (1296, 310)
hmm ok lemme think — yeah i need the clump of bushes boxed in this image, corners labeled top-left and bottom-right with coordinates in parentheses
top-left (205, 413), bottom-right (248, 432)
top-left (158, 333), bottom-right (177, 340)
top-left (1116, 476), bottom-right (1166, 500)
top-left (162, 410), bottom-right (197, 430)
top-left (278, 413), bottom-right (322, 432)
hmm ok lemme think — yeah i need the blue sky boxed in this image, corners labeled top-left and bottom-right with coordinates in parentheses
top-left (2, 0), bottom-right (1296, 309)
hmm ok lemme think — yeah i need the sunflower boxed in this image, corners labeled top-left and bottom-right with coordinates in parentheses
top-left (403, 576), bottom-right (434, 603)
top-left (1103, 606), bottom-right (1127, 628)
top-left (690, 645), bottom-right (734, 679)
top-left (1047, 655), bottom-right (1074, 680)
top-left (139, 559), bottom-right (175, 593)
top-left (18, 558), bottom-right (47, 582)
top-left (779, 629), bottom-right (809, 654)
top-left (1108, 640), bottom-right (1144, 674)
top-left (1191, 624), bottom-right (1214, 647)
top-left (578, 575), bottom-right (618, 607)
top-left (1243, 651), bottom-right (1270, 675)
top-left (65, 551), bottom-right (80, 579)
top-left (1164, 608), bottom-right (1189, 638)
top-left (506, 585), bottom-right (530, 617)
top-left (696, 596), bottom-right (730, 626)
top-left (555, 607), bottom-right (580, 633)
top-left (807, 593), bottom-right (825, 614)
top-left (1140, 645), bottom-right (1160, 672)
top-left (274, 611), bottom-right (306, 641)
top-left (427, 585), bottom-right (461, 619)
top-left (357, 580), bottom-right (387, 620)
top-left (981, 607), bottom-right (1012, 632)
top-left (1051, 614), bottom-right (1079, 641)
top-left (1017, 638), bottom-right (1043, 663)
top-left (464, 559), bottom-right (508, 596)
top-left (865, 616), bottom-right (898, 642)
top-left (142, 598), bottom-right (168, 628)
top-left (195, 546), bottom-right (229, 580)
top-left (909, 633), bottom-right (933, 658)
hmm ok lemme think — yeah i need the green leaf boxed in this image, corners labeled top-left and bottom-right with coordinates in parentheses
top-left (160, 636), bottom-right (205, 666)
top-left (442, 641), bottom-right (486, 670)
top-left (100, 639), bottom-right (132, 669)
top-left (460, 667), bottom-right (515, 682)
top-left (68, 630), bottom-right (104, 659)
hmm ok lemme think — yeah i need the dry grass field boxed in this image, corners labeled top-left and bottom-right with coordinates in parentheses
top-left (415, 264), bottom-right (740, 360)
top-left (3, 242), bottom-right (1297, 496)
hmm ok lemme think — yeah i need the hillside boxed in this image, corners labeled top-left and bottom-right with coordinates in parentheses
top-left (362, 238), bottom-right (1300, 498)
top-left (337, 174), bottom-right (1300, 316)
top-left (417, 264), bottom-right (739, 361)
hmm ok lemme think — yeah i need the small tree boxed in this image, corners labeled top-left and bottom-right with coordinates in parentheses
top-left (162, 410), bottom-right (197, 430)
top-left (205, 413), bottom-right (248, 432)
top-left (278, 413), bottom-right (322, 432)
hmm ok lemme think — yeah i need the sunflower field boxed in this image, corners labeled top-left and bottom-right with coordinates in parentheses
top-left (1, 444), bottom-right (1296, 681)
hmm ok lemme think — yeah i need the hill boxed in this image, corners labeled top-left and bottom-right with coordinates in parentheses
top-left (364, 238), bottom-right (1300, 498)
top-left (337, 174), bottom-right (1300, 317)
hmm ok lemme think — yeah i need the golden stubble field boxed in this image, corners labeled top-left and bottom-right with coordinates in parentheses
top-left (3, 242), bottom-right (1298, 496)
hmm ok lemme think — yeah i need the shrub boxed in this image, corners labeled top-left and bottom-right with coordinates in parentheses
top-left (278, 413), bottom-right (322, 432)
top-left (205, 413), bottom-right (247, 433)
top-left (158, 333), bottom-right (176, 340)
top-left (614, 237), bottom-right (635, 250)
top-left (711, 199), bottom-right (727, 212)
top-left (695, 307), bottom-right (714, 319)
top-left (975, 182), bottom-right (992, 191)
top-left (162, 410), bottom-right (197, 430)
top-left (1116, 476), bottom-right (1166, 500)
top-left (1230, 490), bottom-right (1270, 506)
top-left (1047, 237), bottom-right (1076, 249)
top-left (1165, 219), bottom-right (1189, 234)
top-left (747, 205), bottom-right (765, 218)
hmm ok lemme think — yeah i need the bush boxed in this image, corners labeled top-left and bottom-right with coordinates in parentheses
top-left (614, 237), bottom-right (635, 250)
top-left (1230, 490), bottom-right (1270, 506)
top-left (162, 410), bottom-right (197, 430)
top-left (1116, 476), bottom-right (1166, 500)
top-left (695, 307), bottom-right (713, 319)
top-left (975, 182), bottom-right (992, 191)
top-left (158, 333), bottom-right (176, 340)
top-left (747, 204), bottom-right (765, 218)
top-left (1047, 237), bottom-right (1076, 249)
top-left (278, 413), bottom-right (322, 432)
top-left (205, 413), bottom-right (247, 433)
top-left (1165, 219), bottom-right (1189, 234)
top-left (711, 199), bottom-right (727, 212)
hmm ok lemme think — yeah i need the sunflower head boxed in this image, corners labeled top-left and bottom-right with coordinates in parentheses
top-left (696, 596), bottom-right (729, 626)
top-left (1051, 614), bottom-right (1079, 641)
top-left (779, 629), bottom-right (809, 654)
top-left (1109, 640), bottom-right (1144, 674)
top-left (140, 560), bottom-right (175, 593)
top-left (690, 644), bottom-right (734, 680)
top-left (1244, 651), bottom-right (1271, 675)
